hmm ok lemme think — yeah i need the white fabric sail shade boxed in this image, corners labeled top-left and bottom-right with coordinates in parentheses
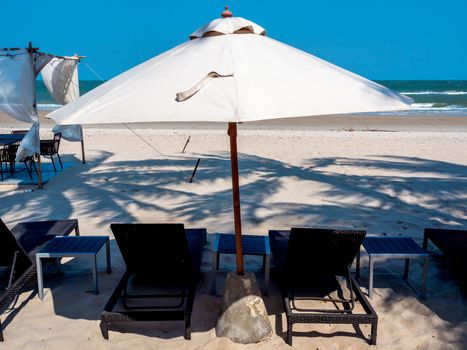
top-left (41, 57), bottom-right (83, 142)
top-left (49, 16), bottom-right (412, 126)
top-left (0, 48), bottom-right (83, 167)
top-left (41, 57), bottom-right (80, 105)
top-left (0, 49), bottom-right (52, 161)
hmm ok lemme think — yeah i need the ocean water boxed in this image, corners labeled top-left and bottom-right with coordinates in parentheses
top-left (37, 80), bottom-right (467, 116)
top-left (377, 80), bottom-right (467, 116)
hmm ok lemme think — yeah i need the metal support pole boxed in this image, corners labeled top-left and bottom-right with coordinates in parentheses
top-left (28, 42), bottom-right (43, 189)
top-left (188, 158), bottom-right (201, 183)
top-left (81, 140), bottom-right (86, 164)
top-left (106, 239), bottom-right (111, 273)
top-left (36, 255), bottom-right (44, 300)
top-left (368, 255), bottom-right (374, 299)
top-left (228, 122), bottom-right (244, 275)
top-left (181, 136), bottom-right (191, 153)
top-left (92, 255), bottom-right (98, 294)
top-left (36, 151), bottom-right (43, 188)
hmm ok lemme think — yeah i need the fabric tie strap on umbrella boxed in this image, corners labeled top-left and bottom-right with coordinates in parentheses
top-left (176, 71), bottom-right (234, 102)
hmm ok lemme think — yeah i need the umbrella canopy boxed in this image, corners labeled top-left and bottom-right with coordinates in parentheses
top-left (49, 17), bottom-right (411, 125)
top-left (49, 12), bottom-right (412, 275)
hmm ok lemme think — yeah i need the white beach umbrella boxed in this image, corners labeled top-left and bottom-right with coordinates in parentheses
top-left (49, 8), bottom-right (412, 274)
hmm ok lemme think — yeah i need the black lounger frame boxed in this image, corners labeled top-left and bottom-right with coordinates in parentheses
top-left (100, 224), bottom-right (205, 340)
top-left (271, 228), bottom-right (378, 346)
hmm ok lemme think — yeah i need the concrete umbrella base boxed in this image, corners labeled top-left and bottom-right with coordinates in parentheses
top-left (216, 272), bottom-right (273, 344)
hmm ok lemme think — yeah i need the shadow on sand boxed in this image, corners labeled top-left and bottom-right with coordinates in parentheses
top-left (0, 151), bottom-right (466, 341)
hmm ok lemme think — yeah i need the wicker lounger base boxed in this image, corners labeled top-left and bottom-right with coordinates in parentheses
top-left (284, 275), bottom-right (378, 346)
top-left (100, 309), bottom-right (192, 340)
top-left (100, 272), bottom-right (195, 340)
top-left (0, 265), bottom-right (36, 342)
top-left (1, 218), bottom-right (80, 342)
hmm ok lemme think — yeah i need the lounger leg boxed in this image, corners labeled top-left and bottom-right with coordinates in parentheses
top-left (25, 161), bottom-right (32, 180)
top-left (36, 255), bottom-right (44, 300)
top-left (7, 251), bottom-right (19, 290)
top-left (8, 159), bottom-right (14, 175)
top-left (75, 224), bottom-right (80, 236)
top-left (106, 239), bottom-right (111, 273)
top-left (368, 255), bottom-right (374, 299)
top-left (421, 256), bottom-right (429, 299)
top-left (99, 320), bottom-right (109, 340)
top-left (50, 156), bottom-right (57, 173)
top-left (370, 319), bottom-right (378, 345)
top-left (404, 259), bottom-right (410, 280)
top-left (31, 158), bottom-right (37, 174)
top-left (57, 153), bottom-right (63, 170)
top-left (286, 319), bottom-right (293, 345)
top-left (184, 314), bottom-right (191, 340)
top-left (0, 321), bottom-right (3, 342)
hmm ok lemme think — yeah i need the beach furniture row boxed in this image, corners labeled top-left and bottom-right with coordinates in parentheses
top-left (1, 218), bottom-right (466, 345)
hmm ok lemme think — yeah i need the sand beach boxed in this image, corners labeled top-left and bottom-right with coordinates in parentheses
top-left (0, 112), bottom-right (466, 349)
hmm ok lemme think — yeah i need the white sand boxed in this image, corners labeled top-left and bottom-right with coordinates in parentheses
top-left (0, 120), bottom-right (466, 349)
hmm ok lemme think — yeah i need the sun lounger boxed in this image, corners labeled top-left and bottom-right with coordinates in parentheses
top-left (9, 219), bottom-right (80, 257)
top-left (423, 228), bottom-right (467, 281)
top-left (100, 224), bottom-right (205, 340)
top-left (0, 220), bottom-right (35, 342)
top-left (269, 228), bottom-right (378, 345)
top-left (0, 218), bottom-right (79, 341)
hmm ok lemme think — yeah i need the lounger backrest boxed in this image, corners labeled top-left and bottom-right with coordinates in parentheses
top-left (285, 228), bottom-right (366, 281)
top-left (111, 223), bottom-right (194, 279)
top-left (424, 228), bottom-right (467, 272)
top-left (424, 228), bottom-right (467, 254)
top-left (0, 219), bottom-right (32, 279)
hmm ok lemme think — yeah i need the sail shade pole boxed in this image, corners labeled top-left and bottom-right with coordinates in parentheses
top-left (28, 42), bottom-right (42, 188)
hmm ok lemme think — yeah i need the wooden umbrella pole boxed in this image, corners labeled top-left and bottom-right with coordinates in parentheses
top-left (228, 122), bottom-right (244, 275)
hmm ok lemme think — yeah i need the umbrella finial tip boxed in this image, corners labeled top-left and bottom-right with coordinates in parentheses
top-left (221, 5), bottom-right (233, 18)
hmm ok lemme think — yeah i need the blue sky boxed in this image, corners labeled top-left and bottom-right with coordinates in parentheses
top-left (2, 0), bottom-right (466, 80)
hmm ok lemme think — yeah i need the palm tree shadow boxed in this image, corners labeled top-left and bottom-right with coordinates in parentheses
top-left (1, 151), bottom-right (466, 342)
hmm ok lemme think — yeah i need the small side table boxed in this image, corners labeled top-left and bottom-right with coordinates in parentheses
top-left (211, 233), bottom-right (271, 296)
top-left (36, 236), bottom-right (111, 300)
top-left (356, 236), bottom-right (429, 299)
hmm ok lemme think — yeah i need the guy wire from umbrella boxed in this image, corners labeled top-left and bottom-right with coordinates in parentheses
top-left (77, 63), bottom-right (195, 183)
top-left (123, 123), bottom-right (193, 182)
